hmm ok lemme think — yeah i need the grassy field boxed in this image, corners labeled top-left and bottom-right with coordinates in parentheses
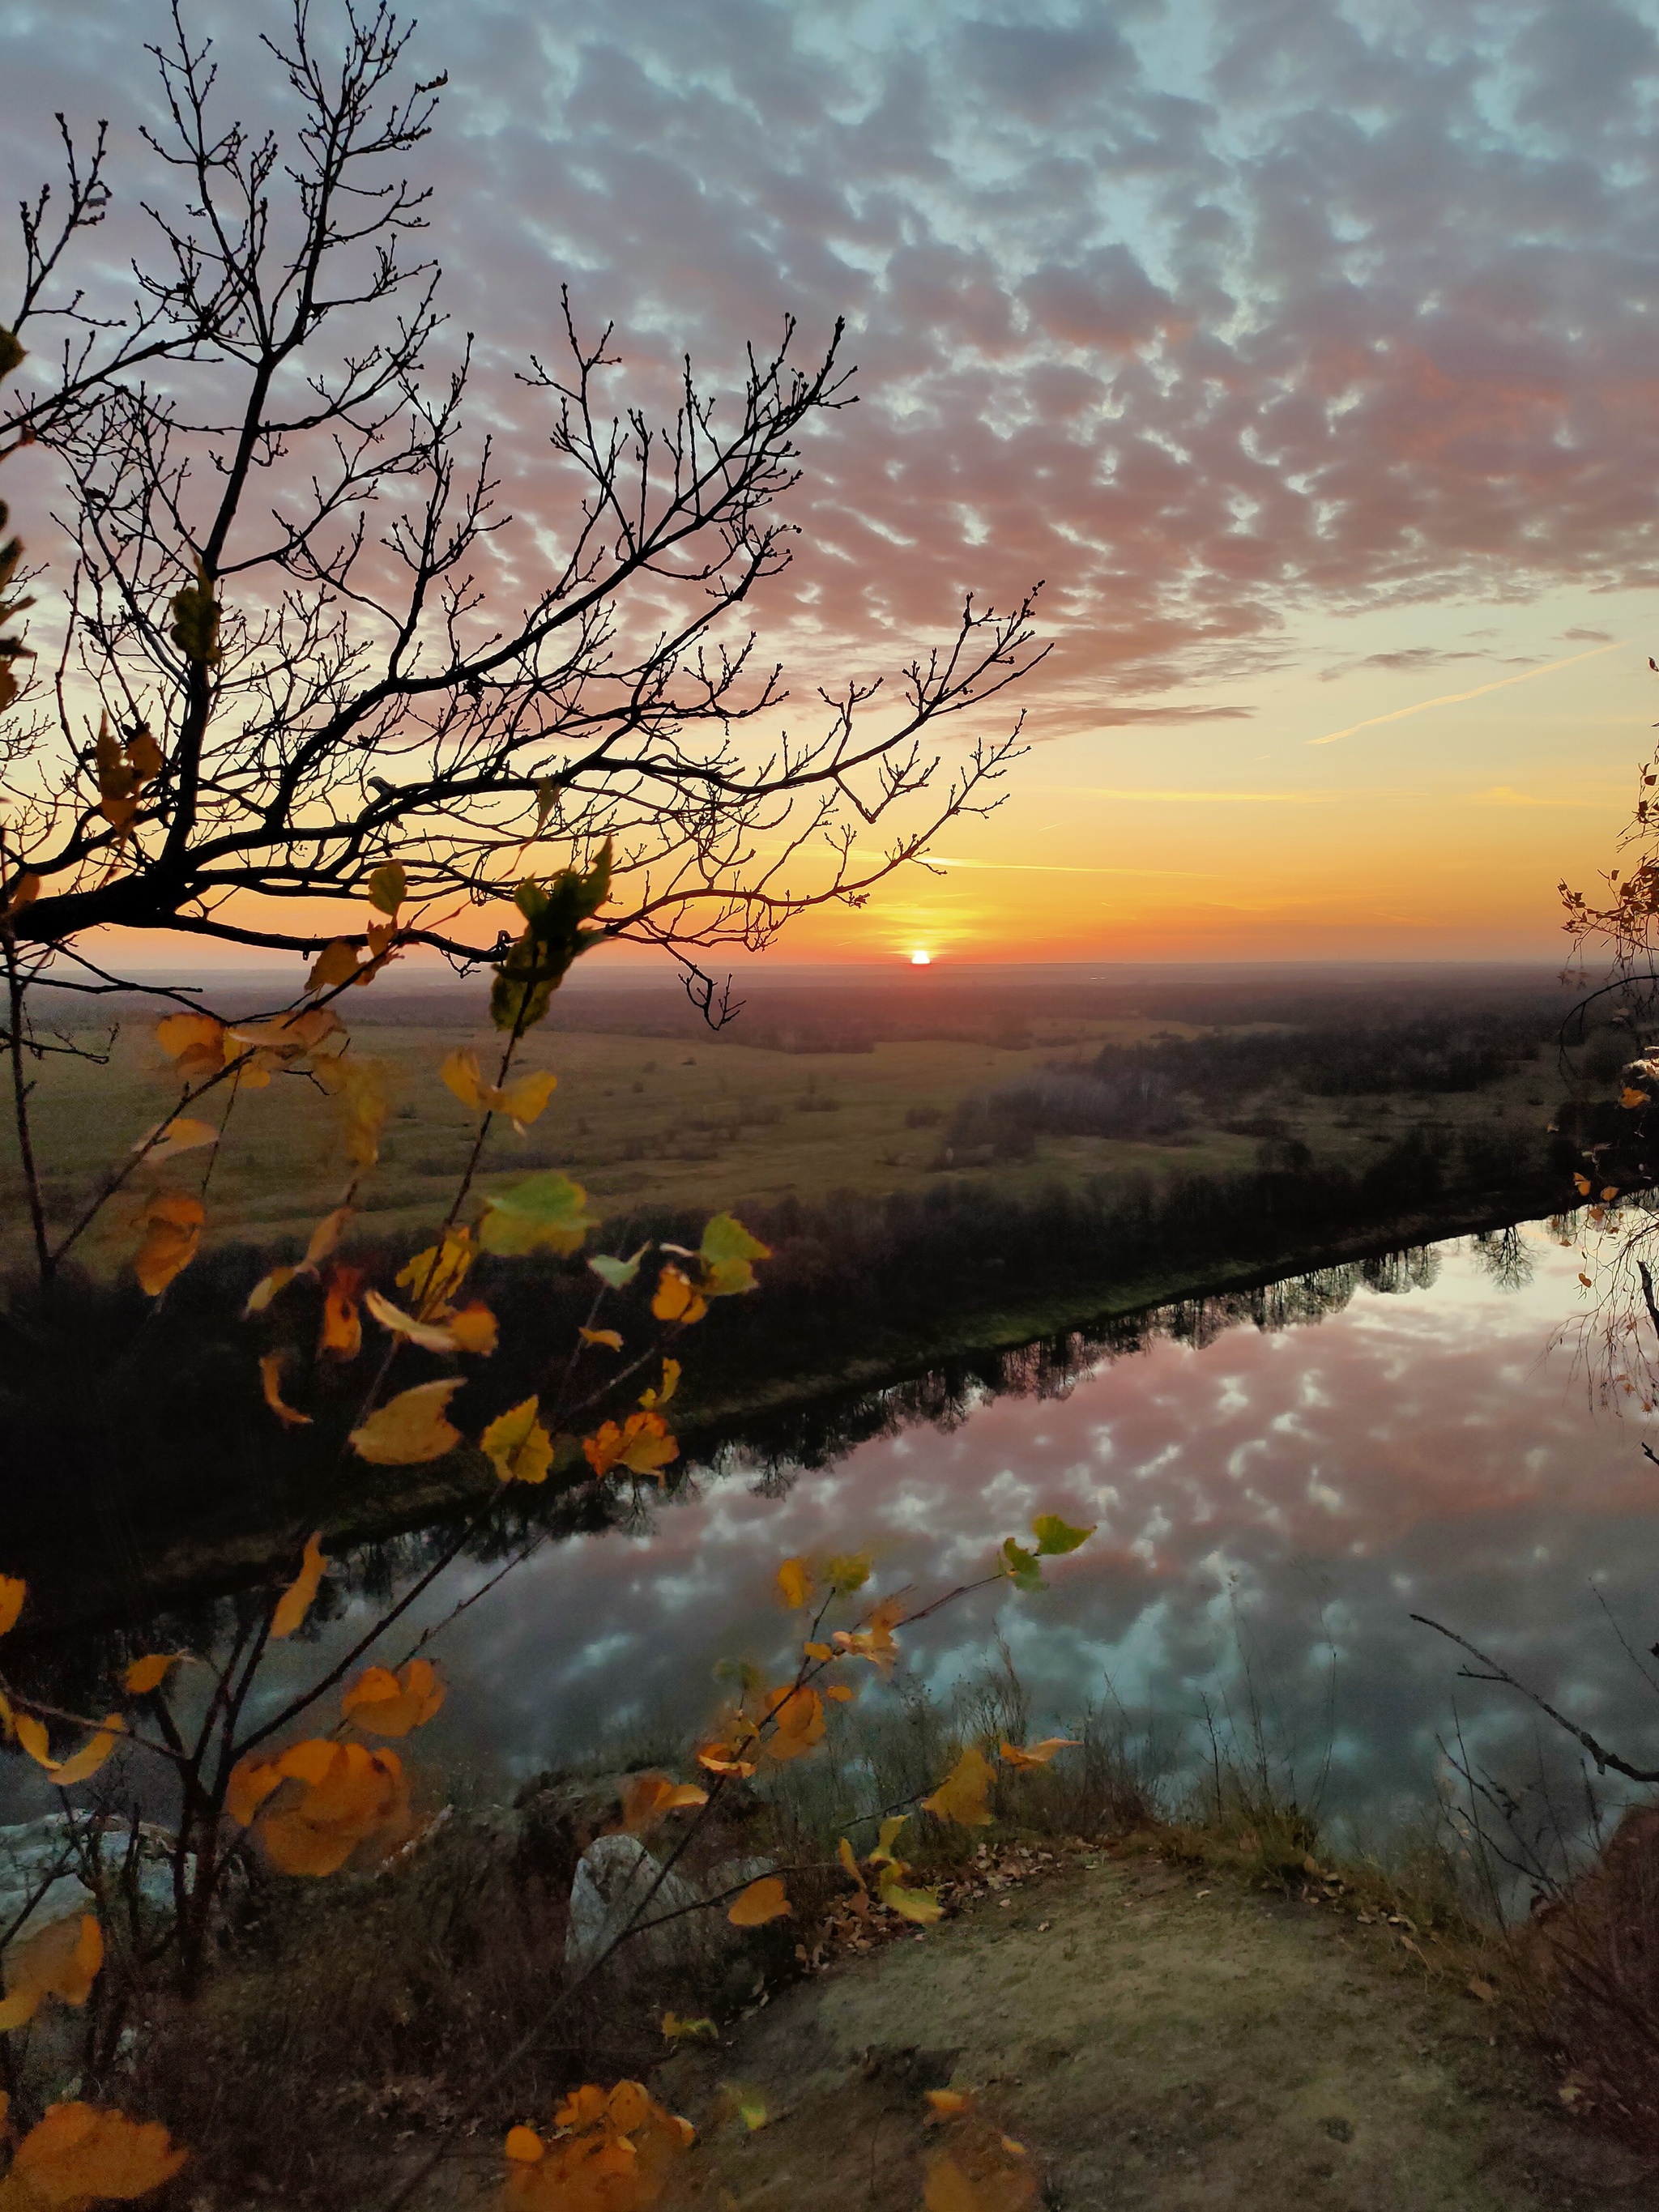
top-left (1, 978), bottom-right (1563, 1279)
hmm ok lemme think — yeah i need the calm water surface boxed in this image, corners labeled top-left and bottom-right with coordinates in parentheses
top-left (15, 1219), bottom-right (1659, 1846)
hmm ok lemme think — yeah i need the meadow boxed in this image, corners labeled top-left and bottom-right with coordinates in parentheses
top-left (2, 965), bottom-right (1573, 1281)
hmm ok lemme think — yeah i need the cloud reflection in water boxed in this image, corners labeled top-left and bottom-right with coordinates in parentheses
top-left (333, 1225), bottom-right (1659, 1843)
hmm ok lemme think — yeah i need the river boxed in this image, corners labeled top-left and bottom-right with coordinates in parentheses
top-left (7, 1215), bottom-right (1659, 1863)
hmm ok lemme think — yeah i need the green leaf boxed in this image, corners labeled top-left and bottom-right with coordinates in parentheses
top-left (701, 1213), bottom-right (770, 1265)
top-left (698, 1211), bottom-right (772, 1298)
top-left (477, 1171), bottom-right (596, 1256)
top-left (368, 861), bottom-right (407, 914)
top-left (1031, 1514), bottom-right (1094, 1558)
top-left (490, 840), bottom-right (614, 1034)
top-left (1000, 1537), bottom-right (1045, 1593)
top-left (589, 1243), bottom-right (649, 1289)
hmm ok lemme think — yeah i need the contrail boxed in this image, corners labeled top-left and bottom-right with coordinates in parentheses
top-left (1307, 640), bottom-right (1623, 747)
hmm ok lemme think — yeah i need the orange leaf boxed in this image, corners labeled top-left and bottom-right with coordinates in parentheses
top-left (998, 1738), bottom-right (1081, 1768)
top-left (505, 2125), bottom-right (545, 2164)
top-left (651, 1265), bottom-right (706, 1326)
top-left (763, 1685), bottom-right (825, 1764)
top-left (618, 1773), bottom-right (710, 1835)
top-left (133, 1115), bottom-right (218, 1166)
top-left (319, 1265), bottom-right (365, 1359)
top-left (123, 1654), bottom-right (182, 1697)
top-left (0, 1576), bottom-right (24, 1638)
top-left (256, 1741), bottom-right (411, 1876)
top-left (132, 1189), bottom-right (203, 1296)
top-left (0, 1914), bottom-right (103, 2031)
top-left (927, 2090), bottom-right (972, 2116)
top-left (579, 1327), bottom-right (623, 1351)
top-left (10, 2103), bottom-right (186, 2203)
top-left (924, 2150), bottom-right (1034, 2212)
top-left (446, 1301), bottom-right (498, 1354)
top-left (259, 1352), bottom-right (313, 1430)
top-left (777, 1558), bottom-right (813, 1609)
top-left (226, 1754), bottom-right (287, 1829)
top-left (349, 1379), bottom-right (463, 1465)
top-left (582, 1411), bottom-right (678, 1482)
top-left (271, 1533), bottom-right (328, 1639)
top-left (922, 1746), bottom-right (996, 1826)
top-left (340, 1659), bottom-right (445, 1738)
top-left (727, 1876), bottom-right (790, 1927)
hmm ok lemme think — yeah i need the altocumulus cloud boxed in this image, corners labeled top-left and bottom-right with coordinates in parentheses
top-left (7, 0), bottom-right (1659, 727)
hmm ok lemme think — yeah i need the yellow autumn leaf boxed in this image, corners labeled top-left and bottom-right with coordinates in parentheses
top-left (132, 1189), bottom-right (204, 1296)
top-left (639, 1355), bottom-right (680, 1410)
top-left (868, 1814), bottom-right (908, 1868)
top-left (122, 1654), bottom-right (182, 1697)
top-left (271, 1533), bottom-right (329, 1639)
top-left (7, 2103), bottom-right (187, 2206)
top-left (927, 2090), bottom-right (972, 2116)
top-left (578, 1326), bottom-right (623, 1350)
top-left (497, 1068), bottom-right (558, 1129)
top-left (309, 1052), bottom-right (390, 1165)
top-left (15, 1714), bottom-right (122, 1787)
top-left (363, 1285), bottom-right (455, 1353)
top-left (0, 1577), bottom-right (23, 1638)
top-left (661, 2013), bottom-right (717, 2042)
top-left (304, 1207), bottom-right (352, 1268)
top-left (878, 1867), bottom-right (945, 1925)
top-left (777, 1557), bottom-right (814, 1610)
top-left (727, 1876), bottom-right (790, 1927)
top-left (133, 1115), bottom-right (219, 1166)
top-left (480, 1396), bottom-right (554, 1485)
top-left (156, 1011), bottom-right (228, 1084)
top-left (349, 1379), bottom-right (463, 1465)
top-left (505, 2125), bottom-right (544, 2163)
top-left (259, 1352), bottom-right (313, 1430)
top-left (368, 860), bottom-right (406, 914)
top-left (305, 938), bottom-right (361, 993)
top-left (922, 1746), bottom-right (996, 1827)
top-left (340, 1659), bottom-right (445, 1738)
top-left (396, 1229), bottom-right (473, 1313)
top-left (245, 1264), bottom-right (297, 1315)
top-left (439, 1046), bottom-right (485, 1110)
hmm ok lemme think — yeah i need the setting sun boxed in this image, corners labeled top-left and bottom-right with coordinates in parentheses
top-left (910, 948), bottom-right (932, 965)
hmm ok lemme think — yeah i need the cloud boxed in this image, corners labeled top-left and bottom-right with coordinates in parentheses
top-left (9, 0), bottom-right (1659, 736)
top-left (1562, 627), bottom-right (1616, 643)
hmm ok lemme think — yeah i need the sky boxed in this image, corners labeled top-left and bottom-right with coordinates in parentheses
top-left (6, 0), bottom-right (1659, 968)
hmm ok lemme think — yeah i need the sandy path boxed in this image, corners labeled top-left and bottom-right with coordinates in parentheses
top-left (654, 1848), bottom-right (1657, 2210)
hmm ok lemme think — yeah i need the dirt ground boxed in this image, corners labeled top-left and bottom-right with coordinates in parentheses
top-left (628, 1848), bottom-right (1657, 2212)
